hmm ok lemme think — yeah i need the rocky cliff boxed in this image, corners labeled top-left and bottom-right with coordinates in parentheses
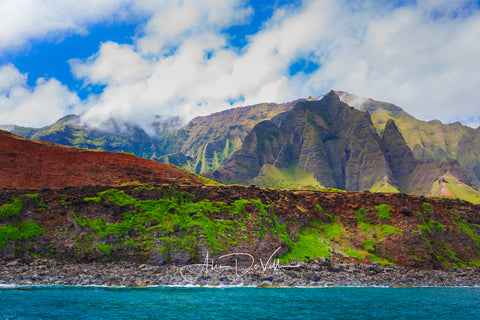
top-left (1, 184), bottom-right (480, 271)
top-left (337, 90), bottom-right (480, 189)
top-left (210, 92), bottom-right (477, 200)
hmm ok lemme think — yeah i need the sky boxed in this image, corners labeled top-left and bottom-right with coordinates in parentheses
top-left (1, 0), bottom-right (480, 133)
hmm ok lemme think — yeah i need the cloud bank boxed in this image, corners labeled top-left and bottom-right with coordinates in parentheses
top-left (0, 64), bottom-right (84, 127)
top-left (1, 0), bottom-right (480, 131)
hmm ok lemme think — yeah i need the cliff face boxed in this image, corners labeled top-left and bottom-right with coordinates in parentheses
top-left (158, 100), bottom-right (299, 174)
top-left (337, 90), bottom-right (480, 189)
top-left (381, 119), bottom-right (417, 181)
top-left (1, 184), bottom-right (480, 271)
top-left (209, 92), bottom-right (479, 202)
top-left (0, 130), bottom-right (204, 189)
top-left (8, 101), bottom-right (298, 175)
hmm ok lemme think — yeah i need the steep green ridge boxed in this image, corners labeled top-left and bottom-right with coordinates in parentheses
top-left (381, 119), bottom-right (417, 182)
top-left (157, 100), bottom-right (298, 173)
top-left (212, 91), bottom-right (395, 191)
top-left (337, 91), bottom-right (480, 189)
top-left (428, 172), bottom-right (480, 204)
top-left (210, 91), bottom-right (477, 201)
top-left (8, 115), bottom-right (167, 160)
top-left (369, 177), bottom-right (401, 193)
top-left (252, 164), bottom-right (324, 190)
top-left (4, 90), bottom-right (480, 202)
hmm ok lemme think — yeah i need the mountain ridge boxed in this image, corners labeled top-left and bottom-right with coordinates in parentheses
top-left (208, 91), bottom-right (479, 202)
top-left (3, 90), bottom-right (480, 202)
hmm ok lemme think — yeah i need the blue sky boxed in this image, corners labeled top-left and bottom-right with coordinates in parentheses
top-left (1, 0), bottom-right (480, 131)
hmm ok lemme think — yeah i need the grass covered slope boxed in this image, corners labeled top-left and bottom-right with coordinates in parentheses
top-left (252, 164), bottom-right (324, 190)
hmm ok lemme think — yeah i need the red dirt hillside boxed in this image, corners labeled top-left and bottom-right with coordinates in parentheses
top-left (0, 130), bottom-right (205, 188)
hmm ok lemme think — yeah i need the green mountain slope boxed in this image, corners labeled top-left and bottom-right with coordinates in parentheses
top-left (157, 100), bottom-right (299, 173)
top-left (211, 91), bottom-right (395, 191)
top-left (337, 91), bottom-right (480, 189)
top-left (210, 91), bottom-right (478, 201)
top-left (6, 115), bottom-right (167, 159)
top-left (6, 101), bottom-right (298, 175)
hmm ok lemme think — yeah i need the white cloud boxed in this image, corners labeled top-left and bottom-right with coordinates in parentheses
top-left (0, 65), bottom-right (83, 127)
top-left (76, 0), bottom-right (330, 132)
top-left (70, 42), bottom-right (152, 85)
top-left (306, 0), bottom-right (480, 124)
top-left (3, 0), bottom-right (480, 130)
top-left (0, 0), bottom-right (138, 53)
top-left (0, 64), bottom-right (26, 93)
top-left (134, 0), bottom-right (253, 55)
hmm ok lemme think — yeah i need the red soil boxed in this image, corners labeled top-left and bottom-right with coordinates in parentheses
top-left (0, 130), bottom-right (204, 189)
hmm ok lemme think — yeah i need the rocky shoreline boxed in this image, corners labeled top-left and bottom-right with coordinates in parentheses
top-left (1, 258), bottom-right (479, 287)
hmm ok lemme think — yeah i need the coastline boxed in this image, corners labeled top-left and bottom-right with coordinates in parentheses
top-left (2, 258), bottom-right (479, 288)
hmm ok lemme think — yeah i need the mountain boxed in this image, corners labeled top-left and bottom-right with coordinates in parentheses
top-left (147, 100), bottom-right (300, 173)
top-left (4, 90), bottom-right (480, 203)
top-left (4, 115), bottom-right (168, 160)
top-left (5, 100), bottom-right (299, 175)
top-left (0, 130), bottom-right (205, 189)
top-left (337, 90), bottom-right (480, 189)
top-left (208, 91), bottom-right (480, 203)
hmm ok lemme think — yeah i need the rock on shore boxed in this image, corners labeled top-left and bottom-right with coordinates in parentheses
top-left (1, 258), bottom-right (479, 287)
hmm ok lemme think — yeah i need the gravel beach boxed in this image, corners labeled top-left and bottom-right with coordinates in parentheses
top-left (1, 258), bottom-right (479, 287)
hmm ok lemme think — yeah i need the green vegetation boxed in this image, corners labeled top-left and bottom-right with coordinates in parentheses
top-left (452, 215), bottom-right (480, 253)
top-left (252, 164), bottom-right (324, 190)
top-left (72, 188), bottom-right (291, 261)
top-left (368, 102), bottom-right (480, 197)
top-left (0, 221), bottom-right (45, 248)
top-left (355, 207), bottom-right (401, 266)
top-left (0, 194), bottom-right (45, 218)
top-left (170, 164), bottom-right (223, 185)
top-left (369, 180), bottom-right (401, 193)
top-left (0, 194), bottom-right (46, 249)
top-left (95, 243), bottom-right (112, 255)
top-left (445, 179), bottom-right (480, 204)
top-left (375, 204), bottom-right (393, 221)
top-left (344, 247), bottom-right (364, 260)
top-left (279, 219), bottom-right (345, 263)
top-left (280, 205), bottom-right (401, 265)
top-left (412, 203), bottom-right (480, 268)
top-left (316, 205), bottom-right (334, 223)
top-left (84, 189), bottom-right (135, 206)
top-left (280, 229), bottom-right (330, 262)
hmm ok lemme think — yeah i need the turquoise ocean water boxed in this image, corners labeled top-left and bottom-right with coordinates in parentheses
top-left (1, 286), bottom-right (480, 319)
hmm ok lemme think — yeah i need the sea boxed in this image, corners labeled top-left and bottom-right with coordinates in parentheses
top-left (1, 286), bottom-right (480, 319)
